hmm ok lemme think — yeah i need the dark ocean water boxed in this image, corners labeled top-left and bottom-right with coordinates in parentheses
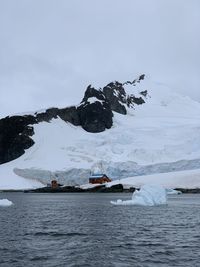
top-left (0, 193), bottom-right (200, 267)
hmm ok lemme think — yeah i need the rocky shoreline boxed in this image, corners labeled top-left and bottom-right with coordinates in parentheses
top-left (21, 185), bottom-right (200, 194)
top-left (23, 184), bottom-right (134, 193)
top-left (1, 184), bottom-right (200, 193)
top-left (174, 188), bottom-right (200, 194)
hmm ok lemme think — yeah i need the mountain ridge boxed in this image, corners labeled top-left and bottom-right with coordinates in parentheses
top-left (0, 74), bottom-right (147, 164)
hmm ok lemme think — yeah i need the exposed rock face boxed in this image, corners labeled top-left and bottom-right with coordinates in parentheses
top-left (77, 85), bottom-right (113, 132)
top-left (103, 81), bottom-right (127, 114)
top-left (82, 85), bottom-right (105, 102)
top-left (35, 107), bottom-right (81, 125)
top-left (103, 74), bottom-right (148, 112)
top-left (140, 90), bottom-right (148, 97)
top-left (0, 75), bottom-right (148, 164)
top-left (58, 106), bottom-right (80, 125)
top-left (122, 74), bottom-right (148, 108)
top-left (0, 115), bottom-right (36, 164)
top-left (35, 108), bottom-right (59, 122)
top-left (127, 95), bottom-right (145, 107)
top-left (0, 107), bottom-right (82, 164)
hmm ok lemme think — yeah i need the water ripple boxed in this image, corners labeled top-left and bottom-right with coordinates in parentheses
top-left (0, 193), bottom-right (200, 267)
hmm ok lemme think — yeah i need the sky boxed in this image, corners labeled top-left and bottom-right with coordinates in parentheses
top-left (0, 0), bottom-right (200, 117)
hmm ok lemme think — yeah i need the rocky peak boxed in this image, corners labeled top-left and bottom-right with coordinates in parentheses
top-left (102, 74), bottom-right (148, 113)
top-left (103, 81), bottom-right (127, 114)
top-left (123, 74), bottom-right (146, 86)
top-left (82, 85), bottom-right (105, 102)
top-left (78, 85), bottom-right (113, 133)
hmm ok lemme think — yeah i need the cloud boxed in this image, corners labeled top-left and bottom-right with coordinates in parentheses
top-left (0, 0), bottom-right (200, 117)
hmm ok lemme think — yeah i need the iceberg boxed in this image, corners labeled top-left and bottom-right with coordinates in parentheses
top-left (0, 199), bottom-right (13, 207)
top-left (166, 188), bottom-right (182, 195)
top-left (111, 185), bottom-right (167, 206)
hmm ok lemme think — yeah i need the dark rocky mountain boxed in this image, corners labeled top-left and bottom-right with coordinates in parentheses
top-left (0, 75), bottom-right (148, 164)
top-left (103, 81), bottom-right (127, 114)
top-left (77, 85), bottom-right (113, 132)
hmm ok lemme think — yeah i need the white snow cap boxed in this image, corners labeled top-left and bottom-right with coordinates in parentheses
top-left (111, 185), bottom-right (167, 206)
top-left (0, 199), bottom-right (13, 207)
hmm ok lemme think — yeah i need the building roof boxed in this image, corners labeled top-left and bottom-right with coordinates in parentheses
top-left (89, 174), bottom-right (107, 179)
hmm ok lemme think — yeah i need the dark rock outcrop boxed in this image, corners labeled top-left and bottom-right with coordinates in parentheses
top-left (127, 95), bottom-right (145, 107)
top-left (103, 74), bottom-right (147, 112)
top-left (82, 85), bottom-right (105, 102)
top-left (35, 108), bottom-right (59, 122)
top-left (0, 115), bottom-right (36, 164)
top-left (96, 183), bottom-right (124, 192)
top-left (24, 183), bottom-right (136, 193)
top-left (58, 106), bottom-right (80, 125)
top-left (35, 107), bottom-right (81, 125)
top-left (24, 185), bottom-right (85, 193)
top-left (77, 85), bottom-right (113, 132)
top-left (103, 81), bottom-right (127, 114)
top-left (140, 90), bottom-right (148, 97)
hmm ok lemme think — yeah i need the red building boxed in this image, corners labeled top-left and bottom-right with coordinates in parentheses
top-left (51, 180), bottom-right (63, 189)
top-left (51, 180), bottom-right (59, 189)
top-left (89, 174), bottom-right (112, 184)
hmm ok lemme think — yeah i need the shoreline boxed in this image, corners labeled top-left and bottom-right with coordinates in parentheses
top-left (1, 185), bottom-right (200, 194)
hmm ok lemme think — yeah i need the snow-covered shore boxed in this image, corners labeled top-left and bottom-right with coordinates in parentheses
top-left (106, 168), bottom-right (200, 189)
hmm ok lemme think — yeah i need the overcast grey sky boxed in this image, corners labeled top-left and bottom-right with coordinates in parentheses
top-left (0, 0), bottom-right (200, 117)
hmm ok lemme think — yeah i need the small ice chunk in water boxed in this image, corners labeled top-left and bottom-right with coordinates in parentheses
top-left (0, 199), bottom-right (13, 207)
top-left (166, 188), bottom-right (182, 195)
top-left (111, 185), bottom-right (167, 206)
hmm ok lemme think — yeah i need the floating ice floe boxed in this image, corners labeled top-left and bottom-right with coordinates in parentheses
top-left (0, 199), bottom-right (13, 207)
top-left (111, 185), bottom-right (167, 206)
top-left (166, 188), bottom-right (182, 195)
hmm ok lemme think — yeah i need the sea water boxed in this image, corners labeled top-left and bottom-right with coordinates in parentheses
top-left (0, 193), bottom-right (200, 267)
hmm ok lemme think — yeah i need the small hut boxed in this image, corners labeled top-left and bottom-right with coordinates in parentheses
top-left (89, 174), bottom-right (112, 184)
top-left (51, 180), bottom-right (59, 189)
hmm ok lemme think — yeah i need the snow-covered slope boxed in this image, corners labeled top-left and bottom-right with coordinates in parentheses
top-left (1, 76), bottom-right (200, 189)
top-left (107, 169), bottom-right (200, 189)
